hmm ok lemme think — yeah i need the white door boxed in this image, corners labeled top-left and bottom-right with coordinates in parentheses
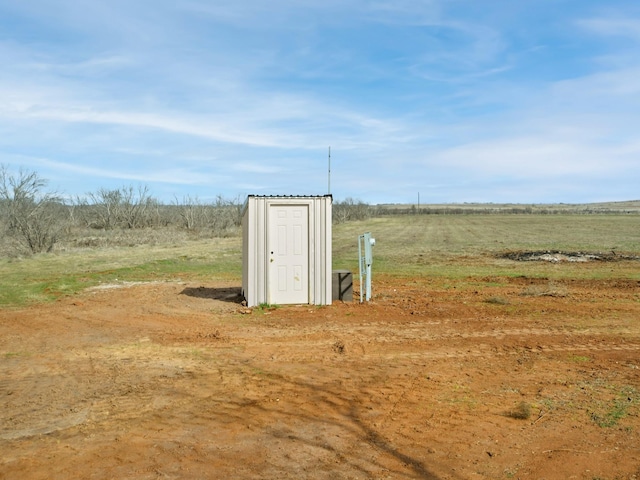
top-left (268, 204), bottom-right (309, 304)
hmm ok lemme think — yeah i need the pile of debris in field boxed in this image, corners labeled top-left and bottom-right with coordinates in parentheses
top-left (500, 250), bottom-right (640, 263)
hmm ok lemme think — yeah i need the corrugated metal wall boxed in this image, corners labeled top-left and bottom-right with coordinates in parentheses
top-left (242, 195), bottom-right (332, 307)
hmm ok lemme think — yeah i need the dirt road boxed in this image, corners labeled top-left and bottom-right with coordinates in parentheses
top-left (1, 272), bottom-right (639, 479)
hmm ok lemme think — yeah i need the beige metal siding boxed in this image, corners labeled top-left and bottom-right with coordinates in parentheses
top-left (242, 195), bottom-right (332, 307)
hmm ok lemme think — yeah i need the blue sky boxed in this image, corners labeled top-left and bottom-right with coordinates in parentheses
top-left (1, 0), bottom-right (639, 204)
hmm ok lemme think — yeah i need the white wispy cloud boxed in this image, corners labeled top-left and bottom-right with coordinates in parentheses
top-left (5, 153), bottom-right (234, 188)
top-left (577, 16), bottom-right (640, 40)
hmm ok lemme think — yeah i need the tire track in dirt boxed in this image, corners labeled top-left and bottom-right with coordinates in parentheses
top-left (244, 320), bottom-right (640, 362)
top-left (241, 323), bottom-right (638, 342)
top-left (345, 326), bottom-right (638, 342)
top-left (372, 342), bottom-right (640, 361)
top-left (232, 323), bottom-right (640, 370)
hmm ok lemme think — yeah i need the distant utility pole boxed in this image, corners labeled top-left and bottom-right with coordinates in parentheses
top-left (328, 146), bottom-right (331, 195)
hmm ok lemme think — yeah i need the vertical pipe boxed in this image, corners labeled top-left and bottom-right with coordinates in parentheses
top-left (366, 261), bottom-right (372, 301)
top-left (358, 234), bottom-right (363, 303)
top-left (364, 232), bottom-right (372, 302)
top-left (358, 232), bottom-right (374, 302)
top-left (328, 146), bottom-right (331, 195)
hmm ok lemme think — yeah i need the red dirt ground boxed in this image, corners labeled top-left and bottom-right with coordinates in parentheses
top-left (1, 271), bottom-right (639, 479)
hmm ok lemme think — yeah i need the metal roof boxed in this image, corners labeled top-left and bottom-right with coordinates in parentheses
top-left (246, 194), bottom-right (332, 198)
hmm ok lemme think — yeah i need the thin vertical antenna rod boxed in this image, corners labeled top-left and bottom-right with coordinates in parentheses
top-left (328, 146), bottom-right (331, 194)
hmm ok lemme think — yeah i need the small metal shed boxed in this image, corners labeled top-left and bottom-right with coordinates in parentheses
top-left (242, 195), bottom-right (332, 307)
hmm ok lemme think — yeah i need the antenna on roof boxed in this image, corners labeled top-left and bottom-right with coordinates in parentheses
top-left (328, 146), bottom-right (331, 195)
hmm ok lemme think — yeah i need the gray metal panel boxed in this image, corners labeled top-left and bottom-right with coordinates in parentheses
top-left (241, 204), bottom-right (249, 302)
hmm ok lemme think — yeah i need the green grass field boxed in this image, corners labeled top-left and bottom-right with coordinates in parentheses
top-left (1, 214), bottom-right (639, 307)
top-left (0, 238), bottom-right (242, 307)
top-left (334, 214), bottom-right (640, 278)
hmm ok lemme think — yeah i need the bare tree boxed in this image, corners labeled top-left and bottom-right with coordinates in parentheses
top-left (119, 185), bottom-right (156, 229)
top-left (173, 194), bottom-right (243, 234)
top-left (210, 195), bottom-right (244, 234)
top-left (0, 165), bottom-right (65, 253)
top-left (85, 188), bottom-right (121, 229)
top-left (333, 197), bottom-right (371, 223)
top-left (84, 185), bottom-right (157, 229)
top-left (174, 194), bottom-right (210, 231)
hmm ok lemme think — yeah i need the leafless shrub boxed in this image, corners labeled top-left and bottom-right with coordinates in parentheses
top-left (333, 197), bottom-right (372, 223)
top-left (210, 195), bottom-right (243, 235)
top-left (80, 185), bottom-right (158, 230)
top-left (174, 195), bottom-right (210, 231)
top-left (0, 165), bottom-right (66, 254)
top-left (172, 194), bottom-right (243, 236)
top-left (119, 185), bottom-right (158, 229)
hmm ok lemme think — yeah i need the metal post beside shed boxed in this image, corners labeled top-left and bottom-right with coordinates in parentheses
top-left (358, 232), bottom-right (375, 302)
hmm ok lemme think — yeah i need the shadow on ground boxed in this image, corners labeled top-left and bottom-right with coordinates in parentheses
top-left (180, 286), bottom-right (244, 304)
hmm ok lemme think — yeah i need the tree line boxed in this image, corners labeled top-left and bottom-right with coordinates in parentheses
top-left (0, 166), bottom-right (246, 254)
top-left (0, 166), bottom-right (376, 255)
top-left (8, 165), bottom-right (628, 256)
